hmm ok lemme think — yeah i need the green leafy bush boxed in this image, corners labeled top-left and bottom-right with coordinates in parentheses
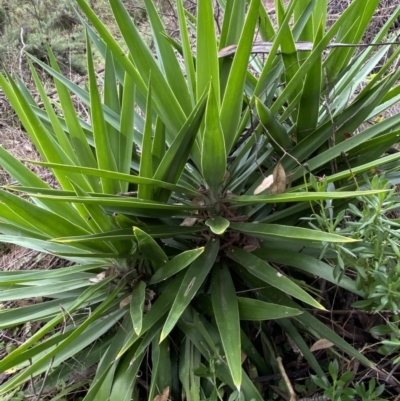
top-left (1, 0), bottom-right (400, 399)
top-left (312, 361), bottom-right (385, 401)
top-left (337, 175), bottom-right (400, 312)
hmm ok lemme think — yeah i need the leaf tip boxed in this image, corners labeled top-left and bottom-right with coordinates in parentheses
top-left (159, 331), bottom-right (167, 344)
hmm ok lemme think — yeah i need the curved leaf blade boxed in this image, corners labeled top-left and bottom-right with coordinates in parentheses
top-left (149, 248), bottom-right (205, 285)
top-left (130, 281), bottom-right (146, 335)
top-left (230, 190), bottom-right (387, 204)
top-left (230, 222), bottom-right (357, 243)
top-left (134, 227), bottom-right (168, 269)
top-left (160, 239), bottom-right (219, 342)
top-left (28, 162), bottom-right (200, 197)
top-left (227, 247), bottom-right (324, 309)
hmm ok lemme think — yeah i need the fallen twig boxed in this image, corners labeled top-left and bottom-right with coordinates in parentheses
top-left (277, 356), bottom-right (297, 401)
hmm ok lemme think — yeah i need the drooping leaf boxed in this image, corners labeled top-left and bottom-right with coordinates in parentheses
top-left (134, 227), bottom-right (168, 269)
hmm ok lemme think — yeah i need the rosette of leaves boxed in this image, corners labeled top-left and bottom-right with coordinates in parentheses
top-left (1, 0), bottom-right (400, 399)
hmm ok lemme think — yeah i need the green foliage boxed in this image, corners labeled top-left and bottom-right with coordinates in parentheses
top-left (312, 361), bottom-right (385, 401)
top-left (0, 0), bottom-right (400, 399)
top-left (370, 320), bottom-right (400, 367)
top-left (343, 176), bottom-right (400, 312)
top-left (308, 174), bottom-right (400, 312)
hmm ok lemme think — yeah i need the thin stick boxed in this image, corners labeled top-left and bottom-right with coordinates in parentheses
top-left (19, 27), bottom-right (26, 78)
top-left (35, 356), bottom-right (55, 401)
top-left (29, 358), bottom-right (37, 397)
top-left (276, 356), bottom-right (297, 401)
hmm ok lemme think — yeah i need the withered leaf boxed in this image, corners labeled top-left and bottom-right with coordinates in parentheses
top-left (181, 197), bottom-right (204, 226)
top-left (153, 387), bottom-right (170, 401)
top-left (243, 236), bottom-right (260, 252)
top-left (119, 295), bottom-right (132, 308)
top-left (89, 272), bottom-right (106, 283)
top-left (310, 338), bottom-right (334, 352)
top-left (270, 162), bottom-right (286, 194)
top-left (254, 174), bottom-right (274, 195)
top-left (180, 217), bottom-right (197, 227)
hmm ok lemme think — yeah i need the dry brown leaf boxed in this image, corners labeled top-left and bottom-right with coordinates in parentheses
top-left (243, 244), bottom-right (258, 252)
top-left (310, 338), bottom-right (334, 352)
top-left (225, 190), bottom-right (236, 198)
top-left (89, 272), bottom-right (106, 283)
top-left (105, 267), bottom-right (116, 277)
top-left (270, 162), bottom-right (286, 194)
top-left (180, 217), bottom-right (197, 226)
top-left (23, 143), bottom-right (33, 153)
top-left (192, 197), bottom-right (205, 206)
top-left (17, 299), bottom-right (32, 307)
top-left (145, 289), bottom-right (156, 302)
top-left (254, 174), bottom-right (274, 195)
top-left (181, 197), bottom-right (204, 226)
top-left (153, 387), bottom-right (170, 401)
top-left (119, 295), bottom-right (132, 308)
top-left (243, 236), bottom-right (260, 252)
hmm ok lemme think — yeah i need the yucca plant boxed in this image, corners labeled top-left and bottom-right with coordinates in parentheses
top-left (1, 0), bottom-right (400, 399)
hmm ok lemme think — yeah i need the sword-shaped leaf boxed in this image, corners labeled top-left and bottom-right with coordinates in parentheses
top-left (230, 222), bottom-right (357, 243)
top-left (138, 76), bottom-right (154, 200)
top-left (130, 281), bottom-right (146, 335)
top-left (160, 239), bottom-right (219, 342)
top-left (149, 248), bottom-right (205, 284)
top-left (227, 247), bottom-right (324, 309)
top-left (212, 264), bottom-right (242, 390)
top-left (202, 85), bottom-right (226, 194)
